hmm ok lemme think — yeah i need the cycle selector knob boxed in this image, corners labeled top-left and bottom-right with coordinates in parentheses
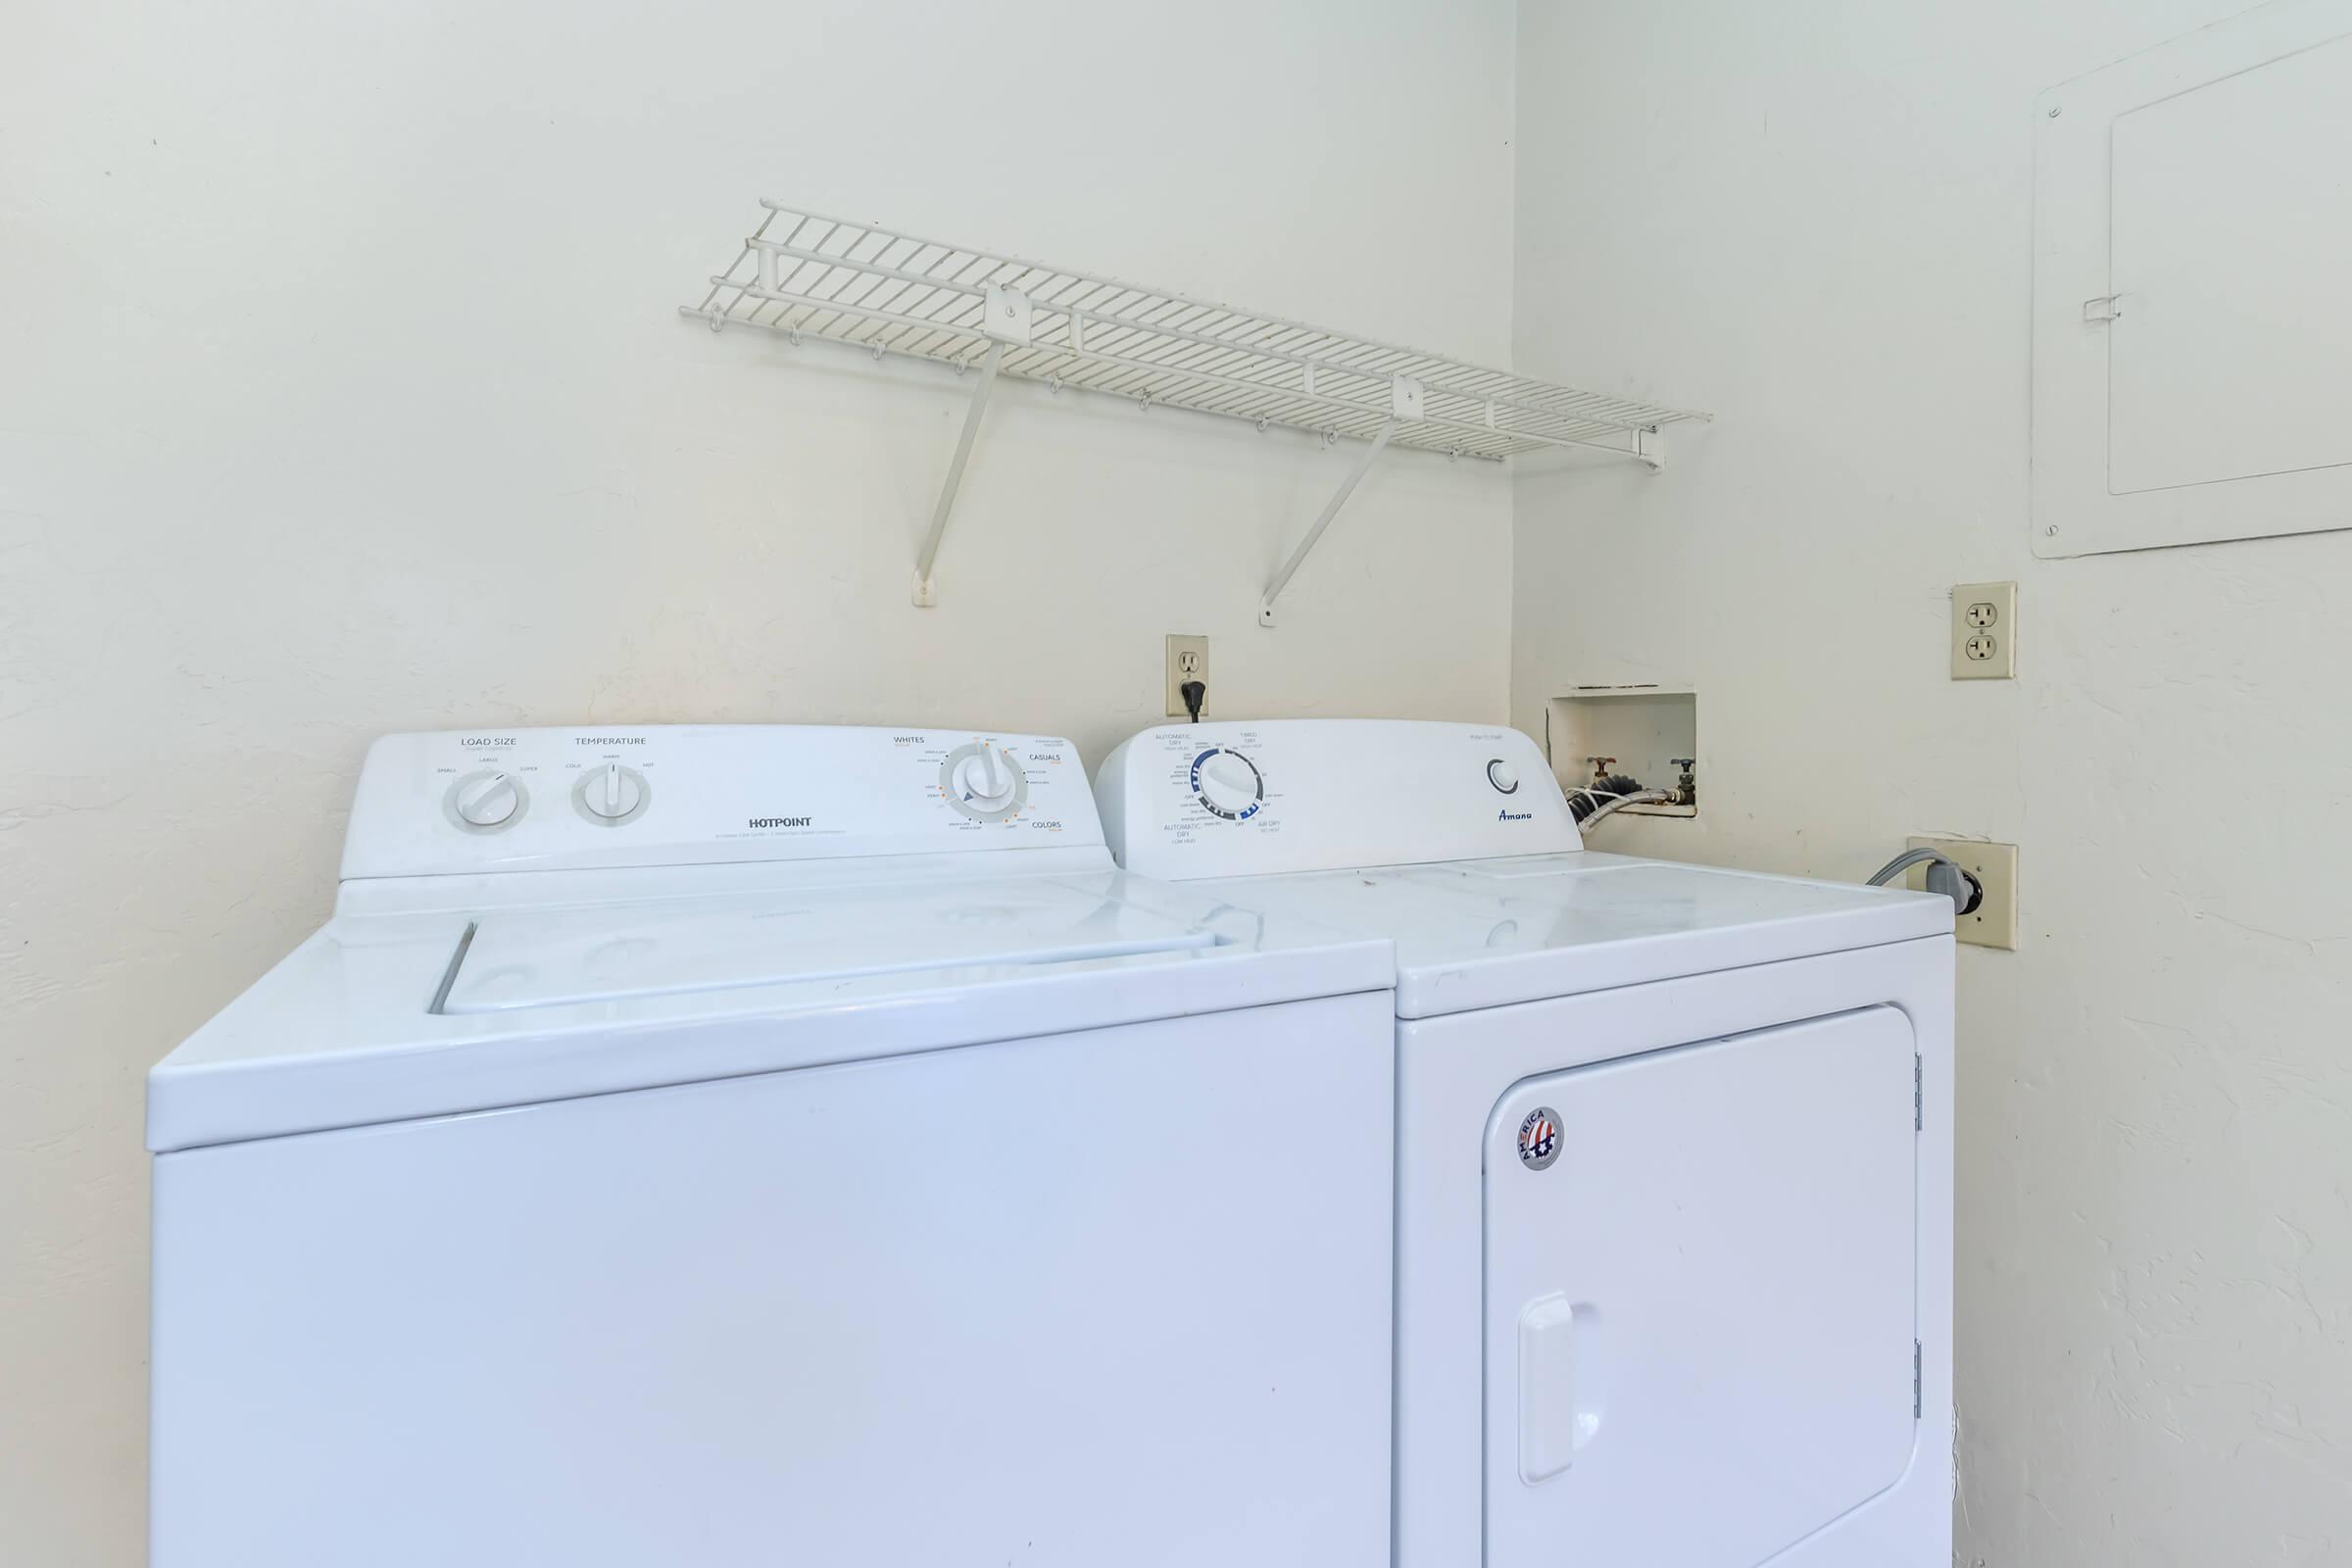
top-left (1487, 759), bottom-right (1520, 794)
top-left (1192, 748), bottom-right (1264, 821)
top-left (941, 743), bottom-right (1027, 822)
top-left (954, 751), bottom-right (1017, 810)
top-left (449, 769), bottom-right (525, 831)
top-left (573, 761), bottom-right (650, 825)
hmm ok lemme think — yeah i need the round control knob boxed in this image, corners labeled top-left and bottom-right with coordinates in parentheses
top-left (573, 761), bottom-right (649, 825)
top-left (940, 742), bottom-right (1028, 822)
top-left (1193, 749), bottom-right (1263, 821)
top-left (1487, 759), bottom-right (1520, 794)
top-left (954, 749), bottom-right (1018, 811)
top-left (452, 769), bottom-right (523, 829)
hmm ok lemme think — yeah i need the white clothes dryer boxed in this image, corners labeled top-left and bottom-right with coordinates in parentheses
top-left (1096, 718), bottom-right (1955, 1568)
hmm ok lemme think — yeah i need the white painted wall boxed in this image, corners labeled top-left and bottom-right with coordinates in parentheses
top-left (0, 3), bottom-right (1514, 1558)
top-left (1512, 2), bottom-right (2352, 1562)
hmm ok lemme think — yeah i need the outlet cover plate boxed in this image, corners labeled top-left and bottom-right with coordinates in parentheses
top-left (1165, 634), bottom-right (1208, 717)
top-left (1908, 836), bottom-right (2018, 950)
top-left (1952, 581), bottom-right (2017, 679)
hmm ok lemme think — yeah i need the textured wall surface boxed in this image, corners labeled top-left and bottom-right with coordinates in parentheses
top-left (1511, 2), bottom-right (2351, 1563)
top-left (0, 3), bottom-right (1515, 1559)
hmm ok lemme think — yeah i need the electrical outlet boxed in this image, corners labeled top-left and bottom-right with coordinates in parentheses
top-left (1165, 634), bottom-right (1208, 717)
top-left (1907, 836), bottom-right (2018, 950)
top-left (1951, 582), bottom-right (2017, 679)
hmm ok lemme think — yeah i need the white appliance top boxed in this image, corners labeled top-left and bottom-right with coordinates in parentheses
top-left (1095, 720), bottom-right (1949, 1016)
top-left (148, 726), bottom-right (1390, 1152)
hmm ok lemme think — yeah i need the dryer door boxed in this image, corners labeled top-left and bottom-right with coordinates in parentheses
top-left (1484, 1006), bottom-right (1919, 1566)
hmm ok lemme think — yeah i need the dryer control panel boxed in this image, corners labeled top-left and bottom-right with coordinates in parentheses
top-left (1094, 719), bottom-right (1581, 880)
top-left (342, 726), bottom-right (1102, 880)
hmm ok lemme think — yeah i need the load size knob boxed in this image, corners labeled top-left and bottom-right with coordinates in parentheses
top-left (448, 769), bottom-right (525, 831)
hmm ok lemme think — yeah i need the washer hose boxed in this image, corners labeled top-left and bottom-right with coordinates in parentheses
top-left (1576, 789), bottom-right (1675, 831)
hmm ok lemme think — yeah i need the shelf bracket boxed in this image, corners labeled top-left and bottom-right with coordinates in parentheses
top-left (1635, 424), bottom-right (1665, 473)
top-left (912, 286), bottom-right (1033, 606)
top-left (911, 336), bottom-right (1012, 608)
top-left (907, 340), bottom-right (1002, 606)
top-left (1259, 416), bottom-right (1398, 627)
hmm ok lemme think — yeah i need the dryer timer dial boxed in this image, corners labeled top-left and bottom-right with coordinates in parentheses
top-left (1193, 749), bottom-right (1264, 820)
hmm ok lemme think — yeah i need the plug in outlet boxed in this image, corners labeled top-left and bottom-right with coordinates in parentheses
top-left (1908, 836), bottom-right (2017, 950)
top-left (1165, 634), bottom-right (1208, 717)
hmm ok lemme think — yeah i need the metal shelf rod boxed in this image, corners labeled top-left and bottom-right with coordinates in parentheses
top-left (708, 287), bottom-right (1649, 461)
top-left (747, 239), bottom-right (1663, 437)
top-left (749, 199), bottom-right (1708, 429)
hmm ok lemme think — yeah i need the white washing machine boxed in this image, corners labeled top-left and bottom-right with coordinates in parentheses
top-left (148, 725), bottom-right (1397, 1568)
top-left (1095, 719), bottom-right (1955, 1568)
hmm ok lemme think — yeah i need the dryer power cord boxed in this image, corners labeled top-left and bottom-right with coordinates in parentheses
top-left (1866, 847), bottom-right (1984, 917)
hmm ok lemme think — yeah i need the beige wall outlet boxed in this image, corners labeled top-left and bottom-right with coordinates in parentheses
top-left (1951, 581), bottom-right (2017, 678)
top-left (1165, 634), bottom-right (1208, 716)
top-left (1908, 836), bottom-right (2018, 950)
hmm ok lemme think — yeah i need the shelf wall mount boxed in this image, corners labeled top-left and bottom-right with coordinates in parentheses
top-left (683, 200), bottom-right (1711, 613)
top-left (907, 285), bottom-right (1031, 607)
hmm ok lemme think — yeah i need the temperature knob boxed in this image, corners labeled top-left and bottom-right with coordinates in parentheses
top-left (446, 769), bottom-right (525, 832)
top-left (940, 742), bottom-right (1028, 822)
top-left (1192, 748), bottom-right (1264, 821)
top-left (572, 761), bottom-right (650, 825)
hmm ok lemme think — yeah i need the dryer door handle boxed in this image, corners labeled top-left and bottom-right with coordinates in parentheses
top-left (1518, 1293), bottom-right (1604, 1484)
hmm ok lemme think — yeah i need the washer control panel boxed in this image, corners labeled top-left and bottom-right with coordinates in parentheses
top-left (345, 726), bottom-right (1102, 880)
top-left (1094, 719), bottom-right (1581, 880)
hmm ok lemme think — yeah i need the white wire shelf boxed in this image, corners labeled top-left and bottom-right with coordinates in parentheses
top-left (680, 199), bottom-right (1710, 618)
top-left (684, 201), bottom-right (1707, 463)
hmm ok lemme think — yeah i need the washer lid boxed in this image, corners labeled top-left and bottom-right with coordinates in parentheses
top-left (442, 880), bottom-right (1214, 1014)
top-left (146, 871), bottom-right (1390, 1152)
